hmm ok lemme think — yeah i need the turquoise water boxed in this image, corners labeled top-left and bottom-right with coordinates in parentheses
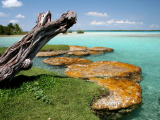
top-left (0, 32), bottom-right (160, 120)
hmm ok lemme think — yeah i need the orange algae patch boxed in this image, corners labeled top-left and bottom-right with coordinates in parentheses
top-left (36, 52), bottom-right (61, 57)
top-left (36, 50), bottom-right (68, 57)
top-left (90, 77), bottom-right (142, 110)
top-left (43, 57), bottom-right (92, 66)
top-left (66, 51), bottom-right (90, 56)
top-left (88, 50), bottom-right (104, 55)
top-left (69, 45), bottom-right (88, 51)
top-left (65, 61), bottom-right (142, 82)
top-left (88, 47), bottom-right (113, 52)
top-left (66, 51), bottom-right (104, 56)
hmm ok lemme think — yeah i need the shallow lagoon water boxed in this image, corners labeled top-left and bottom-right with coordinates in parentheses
top-left (0, 31), bottom-right (160, 120)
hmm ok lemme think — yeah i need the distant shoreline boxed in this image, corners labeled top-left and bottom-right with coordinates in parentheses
top-left (0, 30), bottom-right (160, 37)
top-left (72, 30), bottom-right (160, 32)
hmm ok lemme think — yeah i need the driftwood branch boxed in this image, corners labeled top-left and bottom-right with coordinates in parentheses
top-left (0, 10), bottom-right (77, 82)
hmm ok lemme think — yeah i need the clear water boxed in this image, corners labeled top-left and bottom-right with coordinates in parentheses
top-left (0, 31), bottom-right (160, 120)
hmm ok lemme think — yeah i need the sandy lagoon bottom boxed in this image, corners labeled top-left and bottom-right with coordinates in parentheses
top-left (1, 32), bottom-right (160, 120)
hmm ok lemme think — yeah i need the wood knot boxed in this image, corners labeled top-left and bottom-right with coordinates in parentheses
top-left (21, 59), bottom-right (33, 70)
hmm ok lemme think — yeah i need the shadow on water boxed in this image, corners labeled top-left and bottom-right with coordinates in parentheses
top-left (94, 105), bottom-right (143, 120)
top-left (117, 107), bottom-right (143, 120)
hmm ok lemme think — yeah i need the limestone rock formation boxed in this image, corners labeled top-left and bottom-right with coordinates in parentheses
top-left (66, 50), bottom-right (104, 56)
top-left (65, 61), bottom-right (142, 82)
top-left (66, 51), bottom-right (90, 56)
top-left (36, 45), bottom-right (114, 57)
top-left (88, 47), bottom-right (114, 52)
top-left (69, 45), bottom-right (88, 51)
top-left (43, 57), bottom-right (92, 66)
top-left (88, 51), bottom-right (104, 55)
top-left (65, 60), bottom-right (142, 119)
top-left (90, 77), bottom-right (142, 120)
top-left (36, 50), bottom-right (68, 57)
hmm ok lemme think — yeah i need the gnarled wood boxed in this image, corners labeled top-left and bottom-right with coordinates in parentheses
top-left (0, 11), bottom-right (77, 82)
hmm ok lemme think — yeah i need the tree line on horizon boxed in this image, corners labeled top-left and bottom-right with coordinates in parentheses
top-left (0, 23), bottom-right (24, 35)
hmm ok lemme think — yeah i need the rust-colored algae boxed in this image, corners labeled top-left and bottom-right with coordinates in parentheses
top-left (66, 51), bottom-right (90, 56)
top-left (36, 46), bottom-right (114, 57)
top-left (43, 57), bottom-right (92, 66)
top-left (69, 45), bottom-right (88, 51)
top-left (36, 50), bottom-right (68, 57)
top-left (88, 50), bottom-right (104, 55)
top-left (90, 77), bottom-right (142, 110)
top-left (88, 47), bottom-right (114, 52)
top-left (65, 61), bottom-right (142, 82)
top-left (66, 51), bottom-right (104, 56)
top-left (65, 60), bottom-right (142, 119)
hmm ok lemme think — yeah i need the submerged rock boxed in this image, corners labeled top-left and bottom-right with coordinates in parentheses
top-left (88, 47), bottom-right (114, 52)
top-left (90, 77), bottom-right (142, 120)
top-left (43, 57), bottom-right (92, 66)
top-left (65, 61), bottom-right (142, 82)
top-left (36, 50), bottom-right (68, 57)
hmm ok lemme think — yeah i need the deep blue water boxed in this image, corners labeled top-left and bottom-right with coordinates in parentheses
top-left (0, 31), bottom-right (160, 120)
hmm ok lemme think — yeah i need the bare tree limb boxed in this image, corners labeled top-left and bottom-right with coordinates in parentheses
top-left (0, 10), bottom-right (77, 82)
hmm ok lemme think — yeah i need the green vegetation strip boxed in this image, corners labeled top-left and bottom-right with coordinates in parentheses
top-left (39, 44), bottom-right (69, 52)
top-left (0, 44), bottom-right (69, 56)
top-left (0, 67), bottom-right (109, 120)
top-left (0, 47), bottom-right (8, 56)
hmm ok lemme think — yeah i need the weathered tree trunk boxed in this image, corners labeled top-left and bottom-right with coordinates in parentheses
top-left (0, 11), bottom-right (77, 82)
